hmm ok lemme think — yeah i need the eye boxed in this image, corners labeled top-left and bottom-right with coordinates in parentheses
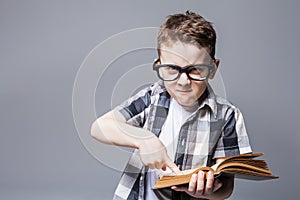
top-left (188, 65), bottom-right (210, 79)
top-left (164, 65), bottom-right (178, 74)
top-left (166, 65), bottom-right (177, 71)
top-left (189, 66), bottom-right (203, 74)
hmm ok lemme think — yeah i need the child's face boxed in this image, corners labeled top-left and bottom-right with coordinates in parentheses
top-left (159, 42), bottom-right (218, 106)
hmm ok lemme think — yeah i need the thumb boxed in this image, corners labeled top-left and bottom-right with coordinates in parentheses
top-left (213, 179), bottom-right (223, 192)
top-left (171, 185), bottom-right (187, 192)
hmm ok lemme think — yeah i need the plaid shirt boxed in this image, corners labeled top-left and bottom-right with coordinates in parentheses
top-left (113, 81), bottom-right (252, 200)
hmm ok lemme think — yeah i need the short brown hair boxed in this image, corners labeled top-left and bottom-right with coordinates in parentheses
top-left (157, 11), bottom-right (216, 59)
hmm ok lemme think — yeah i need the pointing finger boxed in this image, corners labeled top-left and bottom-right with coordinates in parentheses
top-left (167, 162), bottom-right (182, 175)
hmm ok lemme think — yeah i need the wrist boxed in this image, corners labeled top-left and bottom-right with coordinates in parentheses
top-left (133, 132), bottom-right (156, 150)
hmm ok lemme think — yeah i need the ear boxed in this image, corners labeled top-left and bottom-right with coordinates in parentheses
top-left (153, 58), bottom-right (161, 65)
top-left (209, 59), bottom-right (220, 79)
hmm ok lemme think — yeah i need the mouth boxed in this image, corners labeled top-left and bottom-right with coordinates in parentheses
top-left (176, 90), bottom-right (192, 94)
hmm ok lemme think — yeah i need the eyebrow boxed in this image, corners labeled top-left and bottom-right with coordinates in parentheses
top-left (159, 57), bottom-right (214, 65)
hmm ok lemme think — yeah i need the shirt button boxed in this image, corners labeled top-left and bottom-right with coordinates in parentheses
top-left (181, 139), bottom-right (185, 146)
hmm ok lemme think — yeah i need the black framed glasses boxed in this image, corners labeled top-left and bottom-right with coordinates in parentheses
top-left (152, 58), bottom-right (215, 81)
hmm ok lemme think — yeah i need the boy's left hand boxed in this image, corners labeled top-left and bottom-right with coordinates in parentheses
top-left (171, 170), bottom-right (223, 198)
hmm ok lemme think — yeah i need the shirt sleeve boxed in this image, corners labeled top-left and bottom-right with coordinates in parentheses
top-left (114, 86), bottom-right (152, 128)
top-left (213, 107), bottom-right (252, 159)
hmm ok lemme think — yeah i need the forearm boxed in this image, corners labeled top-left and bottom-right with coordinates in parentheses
top-left (91, 110), bottom-right (181, 172)
top-left (91, 110), bottom-right (154, 149)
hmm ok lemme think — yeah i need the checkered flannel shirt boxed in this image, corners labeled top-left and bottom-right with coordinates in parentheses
top-left (113, 81), bottom-right (252, 200)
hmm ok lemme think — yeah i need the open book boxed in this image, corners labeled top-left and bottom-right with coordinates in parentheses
top-left (153, 153), bottom-right (278, 189)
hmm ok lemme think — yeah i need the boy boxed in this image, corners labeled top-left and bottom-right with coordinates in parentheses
top-left (91, 11), bottom-right (252, 200)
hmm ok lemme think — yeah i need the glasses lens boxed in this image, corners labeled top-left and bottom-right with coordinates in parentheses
top-left (158, 66), bottom-right (179, 81)
top-left (188, 66), bottom-right (210, 80)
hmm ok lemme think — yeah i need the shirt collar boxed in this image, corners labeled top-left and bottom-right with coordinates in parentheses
top-left (198, 84), bottom-right (218, 118)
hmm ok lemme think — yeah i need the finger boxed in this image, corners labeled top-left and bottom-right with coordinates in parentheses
top-left (155, 161), bottom-right (163, 169)
top-left (204, 171), bottom-right (214, 195)
top-left (213, 179), bottom-right (223, 192)
top-left (171, 186), bottom-right (187, 192)
top-left (166, 161), bottom-right (182, 175)
top-left (196, 171), bottom-right (205, 194)
top-left (149, 163), bottom-right (155, 169)
top-left (188, 174), bottom-right (197, 193)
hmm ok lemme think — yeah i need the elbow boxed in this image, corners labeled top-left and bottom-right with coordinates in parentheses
top-left (91, 117), bottom-right (112, 145)
top-left (90, 118), bottom-right (102, 140)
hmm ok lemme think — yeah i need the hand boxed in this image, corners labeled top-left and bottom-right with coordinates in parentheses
top-left (171, 170), bottom-right (223, 198)
top-left (137, 135), bottom-right (181, 174)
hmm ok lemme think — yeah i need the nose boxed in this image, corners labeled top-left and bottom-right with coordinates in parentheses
top-left (177, 72), bottom-right (190, 86)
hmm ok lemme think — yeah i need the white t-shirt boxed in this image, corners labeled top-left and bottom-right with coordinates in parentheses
top-left (145, 98), bottom-right (198, 200)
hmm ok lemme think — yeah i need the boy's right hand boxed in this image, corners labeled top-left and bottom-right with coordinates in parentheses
top-left (137, 135), bottom-right (182, 175)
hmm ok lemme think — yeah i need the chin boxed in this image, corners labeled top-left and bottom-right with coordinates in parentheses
top-left (176, 99), bottom-right (196, 106)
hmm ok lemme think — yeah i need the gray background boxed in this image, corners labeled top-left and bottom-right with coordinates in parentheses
top-left (1, 0), bottom-right (299, 199)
